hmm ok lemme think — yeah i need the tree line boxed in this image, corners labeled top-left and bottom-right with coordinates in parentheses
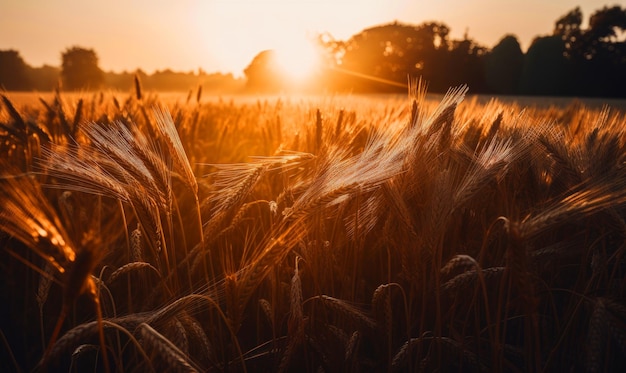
top-left (0, 46), bottom-right (242, 93)
top-left (245, 5), bottom-right (626, 97)
top-left (2, 5), bottom-right (625, 97)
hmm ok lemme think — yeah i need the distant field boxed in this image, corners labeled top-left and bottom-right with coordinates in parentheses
top-left (2, 86), bottom-right (626, 372)
top-left (5, 90), bottom-right (626, 112)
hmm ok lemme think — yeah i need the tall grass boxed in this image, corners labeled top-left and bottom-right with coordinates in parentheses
top-left (1, 84), bottom-right (626, 372)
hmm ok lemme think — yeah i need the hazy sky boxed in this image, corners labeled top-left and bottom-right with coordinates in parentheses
top-left (0, 0), bottom-right (616, 76)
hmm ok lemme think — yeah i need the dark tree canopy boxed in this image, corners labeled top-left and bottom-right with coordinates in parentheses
top-left (519, 36), bottom-right (569, 95)
top-left (307, 5), bottom-right (626, 96)
top-left (61, 46), bottom-right (104, 90)
top-left (485, 35), bottom-right (524, 94)
top-left (0, 50), bottom-right (30, 90)
top-left (553, 6), bottom-right (626, 96)
top-left (443, 36), bottom-right (487, 91)
top-left (335, 22), bottom-right (450, 91)
top-left (554, 7), bottom-right (583, 39)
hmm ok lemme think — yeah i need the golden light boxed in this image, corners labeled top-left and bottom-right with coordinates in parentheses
top-left (273, 38), bottom-right (322, 85)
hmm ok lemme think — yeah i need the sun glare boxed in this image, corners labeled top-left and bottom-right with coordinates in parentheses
top-left (273, 39), bottom-right (321, 84)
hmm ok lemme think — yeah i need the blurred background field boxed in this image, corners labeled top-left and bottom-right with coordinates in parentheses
top-left (5, 91), bottom-right (626, 112)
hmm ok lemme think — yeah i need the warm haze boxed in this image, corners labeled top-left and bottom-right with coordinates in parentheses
top-left (0, 0), bottom-right (615, 76)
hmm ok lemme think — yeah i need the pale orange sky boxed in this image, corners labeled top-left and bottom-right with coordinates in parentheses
top-left (0, 0), bottom-right (616, 76)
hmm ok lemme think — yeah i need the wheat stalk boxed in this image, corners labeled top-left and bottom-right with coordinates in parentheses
top-left (152, 107), bottom-right (197, 194)
top-left (138, 322), bottom-right (198, 372)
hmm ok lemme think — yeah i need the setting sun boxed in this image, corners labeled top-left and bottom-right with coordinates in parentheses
top-left (274, 39), bottom-right (322, 84)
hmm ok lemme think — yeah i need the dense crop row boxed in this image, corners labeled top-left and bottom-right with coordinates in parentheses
top-left (1, 83), bottom-right (625, 372)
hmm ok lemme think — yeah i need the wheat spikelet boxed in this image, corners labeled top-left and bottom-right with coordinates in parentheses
top-left (425, 85), bottom-right (467, 136)
top-left (236, 224), bottom-right (304, 314)
top-left (170, 318), bottom-right (189, 356)
top-left (410, 99), bottom-right (419, 129)
top-left (82, 121), bottom-right (169, 208)
top-left (288, 257), bottom-right (304, 335)
top-left (112, 96), bottom-right (121, 111)
top-left (284, 182), bottom-right (358, 221)
top-left (391, 337), bottom-right (419, 370)
top-left (217, 200), bottom-right (272, 239)
top-left (130, 223), bottom-right (143, 262)
top-left (316, 295), bottom-right (376, 331)
top-left (45, 322), bottom-right (97, 364)
top-left (236, 241), bottom-right (288, 312)
top-left (586, 298), bottom-right (608, 373)
top-left (203, 165), bottom-right (266, 245)
top-left (145, 294), bottom-right (210, 327)
top-left (36, 262), bottom-right (56, 310)
top-left (196, 84), bottom-right (203, 104)
top-left (344, 330), bottom-right (360, 366)
top-left (53, 92), bottom-right (72, 136)
top-left (121, 122), bottom-right (173, 209)
top-left (152, 107), bottom-right (197, 194)
top-left (440, 254), bottom-right (479, 277)
top-left (0, 169), bottom-right (76, 271)
top-left (258, 298), bottom-right (277, 336)
top-left (381, 180), bottom-right (418, 237)
top-left (44, 315), bottom-right (145, 365)
top-left (183, 316), bottom-right (213, 360)
top-left (539, 131), bottom-right (583, 184)
top-left (315, 108), bottom-right (323, 153)
top-left (127, 186), bottom-right (163, 256)
top-left (107, 262), bottom-right (161, 284)
top-left (285, 123), bottom-right (405, 223)
top-left (1, 94), bottom-right (26, 140)
top-left (138, 322), bottom-right (198, 372)
top-left (435, 102), bottom-right (457, 152)
top-left (519, 179), bottom-right (626, 240)
top-left (372, 284), bottom-right (392, 338)
top-left (441, 267), bottom-right (505, 294)
top-left (134, 74), bottom-right (143, 101)
top-left (453, 137), bottom-right (520, 209)
top-left (408, 76), bottom-right (428, 127)
top-left (335, 108), bottom-right (345, 138)
top-left (208, 164), bottom-right (265, 216)
top-left (71, 98), bottom-right (83, 135)
top-left (42, 144), bottom-right (131, 202)
top-left (484, 111), bottom-right (503, 142)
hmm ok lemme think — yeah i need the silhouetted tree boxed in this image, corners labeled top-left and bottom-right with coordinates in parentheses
top-left (328, 22), bottom-right (449, 92)
top-left (554, 6), bottom-right (583, 52)
top-left (485, 35), bottom-right (524, 94)
top-left (27, 65), bottom-right (60, 91)
top-left (554, 6), bottom-right (626, 96)
top-left (580, 6), bottom-right (626, 96)
top-left (0, 50), bottom-right (30, 90)
top-left (520, 36), bottom-right (569, 95)
top-left (61, 46), bottom-right (104, 90)
top-left (444, 35), bottom-right (487, 91)
top-left (244, 50), bottom-right (284, 92)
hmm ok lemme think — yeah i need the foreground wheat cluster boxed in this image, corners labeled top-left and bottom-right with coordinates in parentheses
top-left (1, 84), bottom-right (626, 372)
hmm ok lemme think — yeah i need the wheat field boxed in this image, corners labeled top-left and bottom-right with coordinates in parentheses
top-left (1, 81), bottom-right (626, 372)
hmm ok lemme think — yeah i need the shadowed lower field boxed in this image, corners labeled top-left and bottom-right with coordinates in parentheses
top-left (1, 86), bottom-right (626, 372)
